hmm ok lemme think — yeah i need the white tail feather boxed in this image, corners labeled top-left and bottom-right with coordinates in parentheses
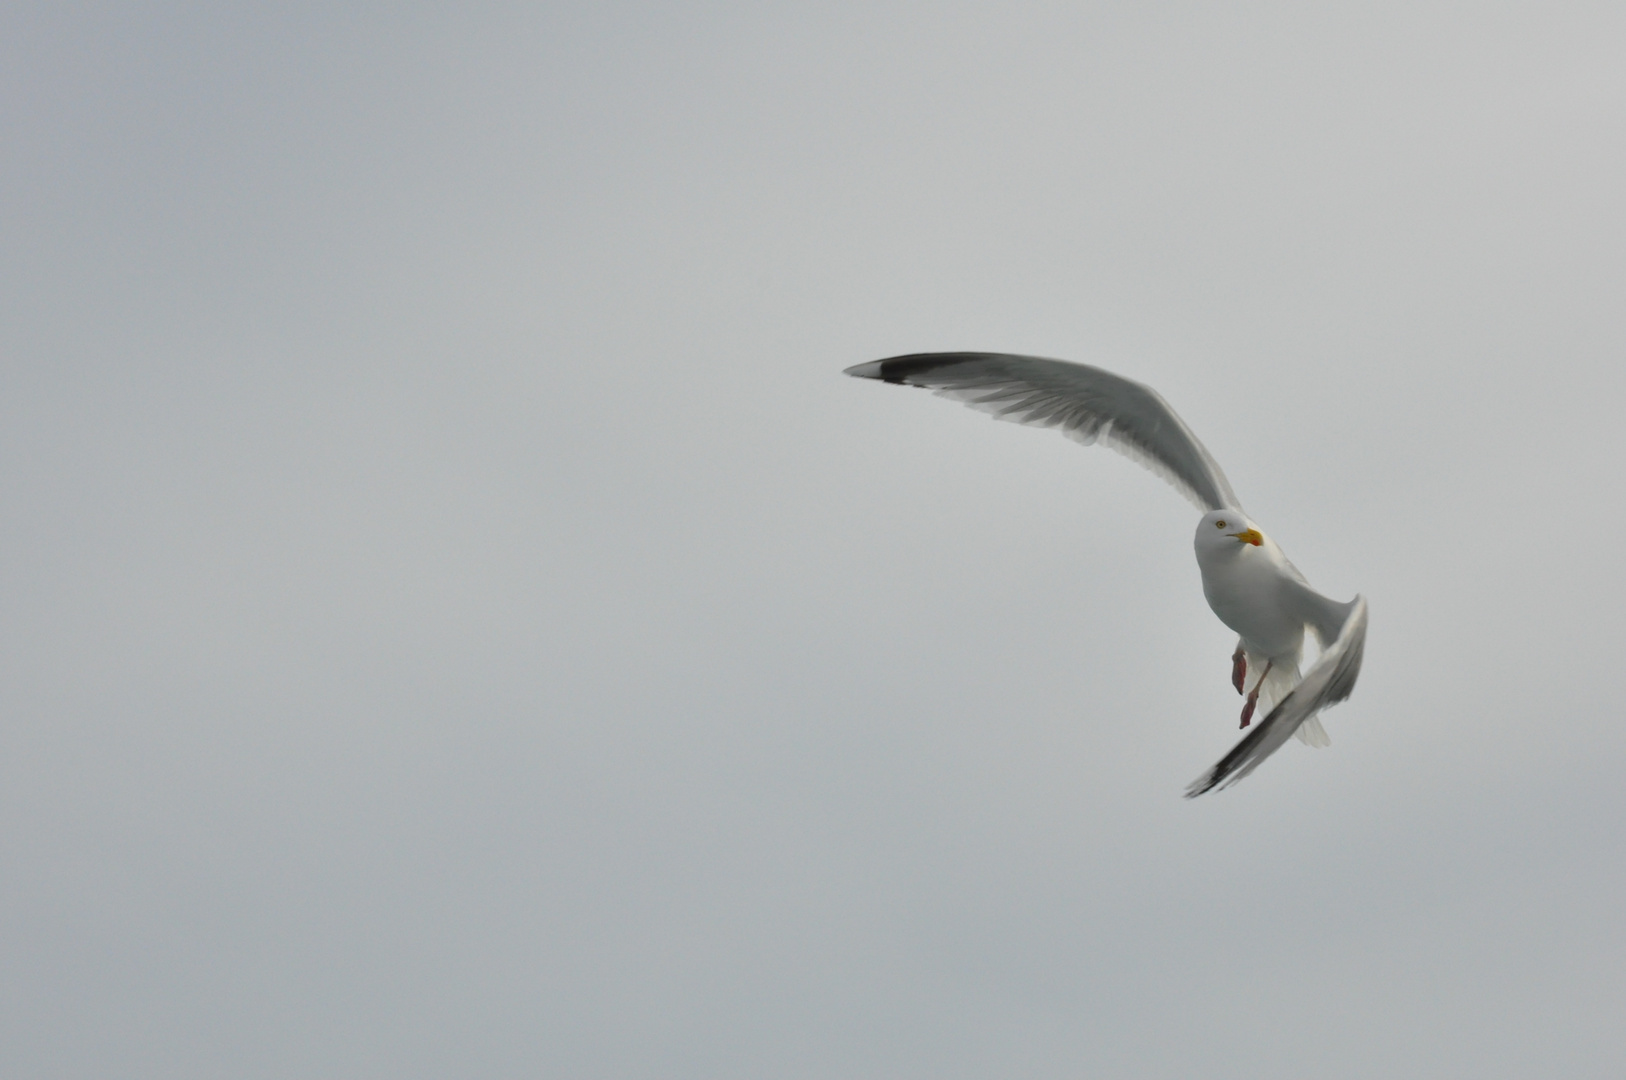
top-left (1293, 714), bottom-right (1330, 747)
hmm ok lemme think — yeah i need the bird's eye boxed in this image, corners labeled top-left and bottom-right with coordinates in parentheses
top-left (1215, 520), bottom-right (1227, 529)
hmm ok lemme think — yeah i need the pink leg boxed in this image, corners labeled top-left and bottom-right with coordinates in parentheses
top-left (1231, 646), bottom-right (1246, 695)
top-left (1239, 659), bottom-right (1275, 729)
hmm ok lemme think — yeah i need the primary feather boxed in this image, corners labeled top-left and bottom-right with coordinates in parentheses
top-left (845, 353), bottom-right (1242, 513)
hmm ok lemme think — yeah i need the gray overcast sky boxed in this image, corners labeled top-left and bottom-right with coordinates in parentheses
top-left (4, 3), bottom-right (1625, 1077)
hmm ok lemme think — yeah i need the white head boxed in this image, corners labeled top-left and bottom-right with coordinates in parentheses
top-left (1194, 509), bottom-right (1264, 557)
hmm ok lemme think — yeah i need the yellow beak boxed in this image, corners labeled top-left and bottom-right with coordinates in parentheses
top-left (1230, 528), bottom-right (1264, 547)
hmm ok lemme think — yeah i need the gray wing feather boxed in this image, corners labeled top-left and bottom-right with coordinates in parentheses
top-left (845, 353), bottom-right (1242, 512)
top-left (1185, 596), bottom-right (1368, 797)
top-left (1281, 577), bottom-right (1360, 648)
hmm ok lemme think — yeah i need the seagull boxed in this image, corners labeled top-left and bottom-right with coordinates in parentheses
top-left (845, 352), bottom-right (1367, 796)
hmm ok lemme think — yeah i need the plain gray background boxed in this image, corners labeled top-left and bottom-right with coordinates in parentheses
top-left (4, 3), bottom-right (1624, 1077)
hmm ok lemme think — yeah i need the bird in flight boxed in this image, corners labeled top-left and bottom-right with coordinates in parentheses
top-left (845, 352), bottom-right (1367, 796)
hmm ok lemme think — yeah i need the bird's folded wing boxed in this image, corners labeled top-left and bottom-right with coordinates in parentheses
top-left (845, 353), bottom-right (1241, 512)
top-left (1185, 596), bottom-right (1368, 797)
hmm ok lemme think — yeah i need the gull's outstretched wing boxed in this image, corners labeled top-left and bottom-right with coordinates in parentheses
top-left (1185, 596), bottom-right (1368, 797)
top-left (845, 352), bottom-right (1242, 512)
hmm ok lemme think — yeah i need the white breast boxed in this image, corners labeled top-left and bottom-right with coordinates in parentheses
top-left (1197, 541), bottom-right (1306, 660)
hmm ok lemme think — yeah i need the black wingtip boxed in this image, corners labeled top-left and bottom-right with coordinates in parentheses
top-left (844, 352), bottom-right (1003, 386)
top-left (1184, 771), bottom-right (1220, 799)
